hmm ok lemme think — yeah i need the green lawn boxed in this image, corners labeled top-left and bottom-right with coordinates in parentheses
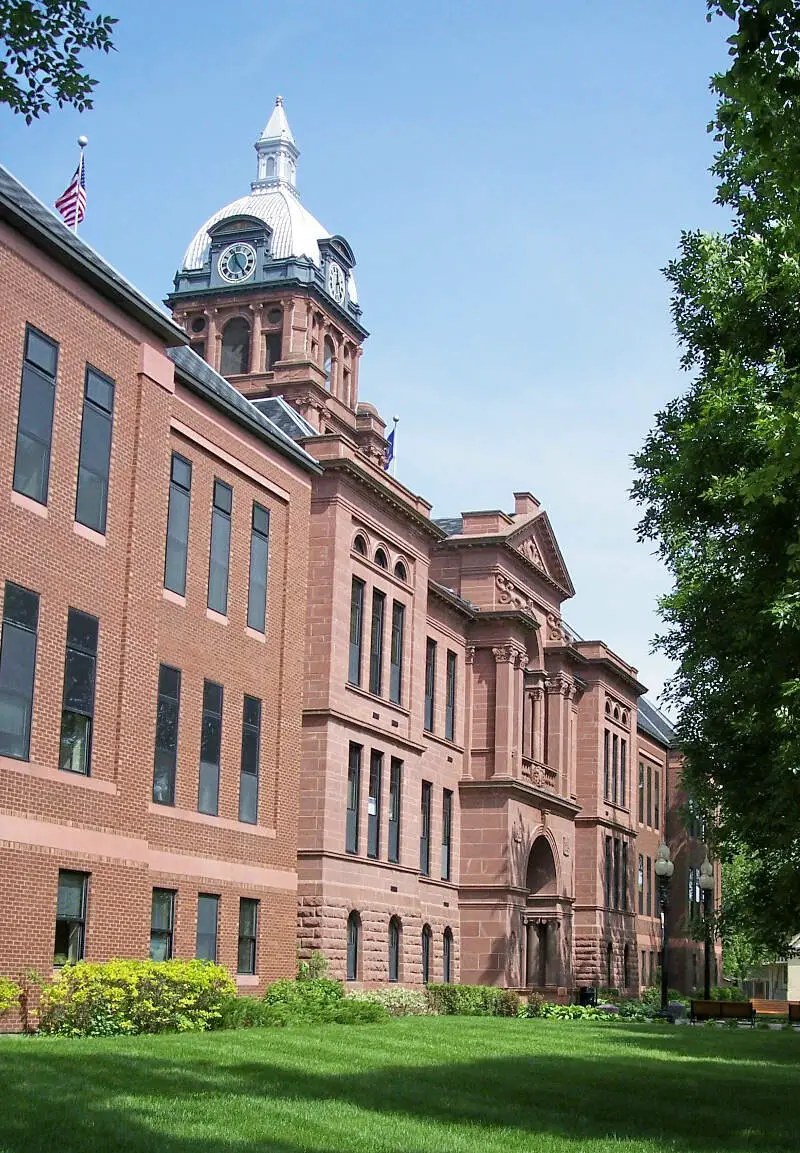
top-left (0, 1018), bottom-right (798, 1153)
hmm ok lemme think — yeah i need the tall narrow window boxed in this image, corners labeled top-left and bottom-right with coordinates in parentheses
top-left (75, 367), bottom-right (115, 534)
top-left (266, 331), bottom-right (282, 370)
top-left (164, 453), bottom-right (192, 595)
top-left (0, 582), bottom-right (39, 759)
top-left (54, 870), bottom-right (88, 966)
top-left (346, 911), bottom-right (360, 980)
top-left (239, 695), bottom-right (261, 824)
top-left (388, 758), bottom-right (402, 863)
top-left (638, 762), bottom-right (645, 823)
top-left (150, 889), bottom-right (175, 961)
top-left (369, 589), bottom-right (385, 696)
top-left (207, 480), bottom-right (232, 614)
top-left (153, 664), bottom-right (181, 805)
top-left (441, 789), bottom-right (453, 881)
top-left (220, 317), bottom-right (250, 376)
top-left (637, 854), bottom-right (644, 914)
top-left (606, 941), bottom-right (613, 988)
top-left (603, 730), bottom-right (610, 800)
top-left (247, 502), bottom-right (270, 632)
top-left (59, 608), bottom-right (99, 775)
top-left (367, 750), bottom-right (382, 859)
top-left (196, 893), bottom-right (219, 961)
top-left (647, 764), bottom-right (653, 826)
top-left (13, 325), bottom-right (58, 505)
top-left (621, 840), bottom-right (628, 911)
top-left (646, 856), bottom-right (652, 917)
top-left (654, 771), bottom-right (660, 832)
top-left (198, 680), bottom-right (223, 815)
top-left (348, 578), bottom-right (365, 686)
top-left (389, 601), bottom-right (404, 704)
top-left (612, 733), bottom-right (619, 804)
top-left (420, 781), bottom-right (432, 876)
top-left (443, 927), bottom-right (453, 984)
top-left (623, 944), bottom-right (630, 990)
top-left (620, 739), bottom-right (627, 807)
top-left (613, 837), bottom-right (621, 909)
top-left (445, 651), bottom-right (456, 741)
top-left (605, 835), bottom-right (612, 908)
top-left (422, 924), bottom-right (432, 983)
top-left (388, 916), bottom-right (401, 982)
top-left (238, 898), bottom-right (259, 975)
top-left (346, 743), bottom-right (361, 854)
top-left (323, 336), bottom-right (335, 388)
top-left (424, 639), bottom-right (436, 733)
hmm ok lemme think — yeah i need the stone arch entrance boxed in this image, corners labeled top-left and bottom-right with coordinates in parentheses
top-left (524, 836), bottom-right (562, 988)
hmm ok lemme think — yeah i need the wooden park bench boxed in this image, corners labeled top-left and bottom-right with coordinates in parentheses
top-left (690, 998), bottom-right (754, 1025)
top-left (790, 1003), bottom-right (800, 1026)
top-left (752, 998), bottom-right (789, 1020)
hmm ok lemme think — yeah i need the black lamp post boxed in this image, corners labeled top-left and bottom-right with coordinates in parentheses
top-left (654, 842), bottom-right (675, 1014)
top-left (699, 854), bottom-right (715, 1000)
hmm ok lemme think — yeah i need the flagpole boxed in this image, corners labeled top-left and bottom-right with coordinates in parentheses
top-left (74, 136), bottom-right (88, 235)
top-left (391, 416), bottom-right (398, 477)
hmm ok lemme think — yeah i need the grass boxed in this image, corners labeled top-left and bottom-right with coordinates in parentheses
top-left (0, 1018), bottom-right (798, 1153)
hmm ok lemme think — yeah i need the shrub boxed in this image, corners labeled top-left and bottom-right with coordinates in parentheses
top-left (711, 985), bottom-right (748, 1001)
top-left (425, 984), bottom-right (513, 1016)
top-left (0, 977), bottom-right (22, 1017)
top-left (259, 977), bottom-right (385, 1026)
top-left (262, 977), bottom-right (343, 1014)
top-left (346, 986), bottom-right (433, 1016)
top-left (297, 951), bottom-right (330, 981)
top-left (617, 997), bottom-right (656, 1021)
top-left (519, 992), bottom-right (547, 1018)
top-left (326, 1000), bottom-right (387, 1025)
top-left (38, 960), bottom-right (236, 1037)
top-left (537, 1003), bottom-right (614, 1021)
top-left (216, 996), bottom-right (276, 1030)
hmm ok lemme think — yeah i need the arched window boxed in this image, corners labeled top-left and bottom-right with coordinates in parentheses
top-left (394, 560), bottom-right (407, 582)
top-left (323, 336), bottom-right (335, 389)
top-left (346, 911), bottom-right (361, 981)
top-left (353, 534), bottom-right (367, 556)
top-left (422, 923), bottom-right (432, 984)
top-left (443, 927), bottom-right (453, 984)
top-left (266, 156), bottom-right (276, 179)
top-left (605, 701), bottom-right (611, 716)
top-left (613, 706), bottom-right (620, 720)
top-left (605, 941), bottom-right (613, 989)
top-left (374, 548), bottom-right (388, 569)
top-left (623, 943), bottom-right (630, 990)
top-left (220, 317), bottom-right (251, 376)
top-left (388, 916), bottom-right (401, 983)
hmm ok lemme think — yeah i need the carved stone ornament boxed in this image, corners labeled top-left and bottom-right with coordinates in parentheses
top-left (519, 536), bottom-right (545, 571)
top-left (492, 644), bottom-right (519, 664)
top-left (495, 573), bottom-right (535, 613)
top-left (465, 645), bottom-right (476, 666)
top-left (546, 612), bottom-right (568, 643)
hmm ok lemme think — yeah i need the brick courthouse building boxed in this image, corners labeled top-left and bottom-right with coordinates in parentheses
top-left (0, 100), bottom-right (719, 999)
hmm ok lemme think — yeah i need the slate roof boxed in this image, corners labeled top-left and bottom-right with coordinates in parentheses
top-left (434, 517), bottom-right (464, 536)
top-left (251, 396), bottom-right (317, 440)
top-left (637, 697), bottom-right (677, 748)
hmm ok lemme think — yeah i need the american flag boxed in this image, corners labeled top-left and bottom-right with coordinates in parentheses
top-left (55, 150), bottom-right (87, 230)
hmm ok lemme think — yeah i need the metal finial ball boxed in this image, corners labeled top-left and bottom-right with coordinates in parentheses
top-left (393, 415), bottom-right (399, 423)
top-left (77, 136), bottom-right (88, 147)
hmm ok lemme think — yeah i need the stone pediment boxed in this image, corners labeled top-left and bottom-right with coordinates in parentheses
top-left (507, 512), bottom-right (575, 599)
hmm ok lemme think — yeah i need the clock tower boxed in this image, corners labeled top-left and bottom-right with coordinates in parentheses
top-left (167, 97), bottom-right (383, 451)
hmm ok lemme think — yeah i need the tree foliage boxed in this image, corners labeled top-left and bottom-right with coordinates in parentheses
top-left (0, 0), bottom-right (116, 121)
top-left (633, 1), bottom-right (800, 955)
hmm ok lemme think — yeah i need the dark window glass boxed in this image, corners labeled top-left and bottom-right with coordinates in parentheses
top-left (152, 664), bottom-right (180, 805)
top-left (369, 590), bottom-right (385, 695)
top-left (59, 608), bottom-right (99, 775)
top-left (605, 835), bottom-right (612, 908)
top-left (353, 535), bottom-right (367, 556)
top-left (196, 893), bottom-right (219, 961)
top-left (646, 856), bottom-right (652, 917)
top-left (247, 503), bottom-right (270, 632)
top-left (239, 695), bottom-right (261, 824)
top-left (388, 916), bottom-right (400, 982)
top-left (150, 889), bottom-right (175, 961)
top-left (443, 928), bottom-right (453, 984)
top-left (638, 854), bottom-right (644, 915)
top-left (612, 733), bottom-right (619, 805)
top-left (346, 911), bottom-right (360, 980)
top-left (394, 560), bottom-right (407, 581)
top-left (198, 680), bottom-right (223, 815)
top-left (164, 453), bottom-right (192, 596)
top-left (441, 789), bottom-right (453, 881)
top-left (638, 762), bottom-right (645, 823)
top-left (54, 870), bottom-right (88, 966)
top-left (323, 336), bottom-right (334, 387)
top-left (621, 840), bottom-right (628, 911)
top-left (220, 318), bottom-right (250, 376)
top-left (0, 582), bottom-right (39, 759)
top-left (367, 750), bottom-right (382, 859)
top-left (606, 942), bottom-right (613, 988)
top-left (75, 367), bottom-right (115, 534)
top-left (654, 771), bottom-right (660, 832)
top-left (348, 578), bottom-right (364, 686)
top-left (603, 729), bottom-right (610, 800)
top-left (613, 837), bottom-right (621, 909)
top-left (389, 601), bottom-right (404, 704)
top-left (445, 651), bottom-right (456, 741)
top-left (620, 739), bottom-right (627, 807)
top-left (422, 924), bottom-right (432, 983)
top-left (208, 480), bottom-right (232, 614)
top-left (346, 743), bottom-right (361, 854)
top-left (647, 764), bottom-right (653, 826)
top-left (266, 332), bottom-right (282, 369)
top-left (374, 548), bottom-right (388, 569)
top-left (13, 326), bottom-right (58, 505)
top-left (238, 898), bottom-right (258, 974)
top-left (424, 639), bottom-right (436, 733)
top-left (420, 781), bottom-right (432, 876)
top-left (388, 758), bottom-right (402, 864)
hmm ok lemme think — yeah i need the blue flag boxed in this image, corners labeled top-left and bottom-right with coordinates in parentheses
top-left (384, 426), bottom-right (395, 471)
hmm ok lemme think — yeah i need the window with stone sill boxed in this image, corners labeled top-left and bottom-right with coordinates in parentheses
top-left (346, 910), bottom-right (361, 980)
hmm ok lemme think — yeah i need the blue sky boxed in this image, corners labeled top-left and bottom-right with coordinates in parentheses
top-left (1, 0), bottom-right (732, 704)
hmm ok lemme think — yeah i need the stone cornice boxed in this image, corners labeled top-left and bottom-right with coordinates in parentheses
top-left (315, 455), bottom-right (445, 541)
top-left (434, 533), bottom-right (572, 599)
top-left (459, 777), bottom-right (581, 817)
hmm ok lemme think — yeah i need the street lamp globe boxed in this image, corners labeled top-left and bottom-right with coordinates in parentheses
top-left (654, 843), bottom-right (674, 878)
top-left (699, 856), bottom-right (714, 891)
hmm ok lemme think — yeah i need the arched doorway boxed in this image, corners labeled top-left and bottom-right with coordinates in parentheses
top-left (524, 837), bottom-right (560, 988)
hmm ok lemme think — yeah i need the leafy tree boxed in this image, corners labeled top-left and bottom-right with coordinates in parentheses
top-left (719, 855), bottom-right (777, 983)
top-left (633, 0), bottom-right (800, 956)
top-left (0, 0), bottom-right (116, 121)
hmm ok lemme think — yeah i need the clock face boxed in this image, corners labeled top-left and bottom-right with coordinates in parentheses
top-left (218, 242), bottom-right (257, 284)
top-left (326, 261), bottom-right (346, 304)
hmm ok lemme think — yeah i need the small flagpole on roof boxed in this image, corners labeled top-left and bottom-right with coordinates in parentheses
top-left (55, 136), bottom-right (88, 235)
top-left (384, 416), bottom-right (399, 476)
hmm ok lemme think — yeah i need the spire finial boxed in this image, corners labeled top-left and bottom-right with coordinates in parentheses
top-left (275, 94), bottom-right (283, 106)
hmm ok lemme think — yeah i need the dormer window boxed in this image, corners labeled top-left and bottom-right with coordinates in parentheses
top-left (220, 317), bottom-right (251, 376)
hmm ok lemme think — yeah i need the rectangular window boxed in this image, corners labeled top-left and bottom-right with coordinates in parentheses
top-left (346, 742), bottom-right (361, 854)
top-left (388, 757), bottom-right (402, 863)
top-left (0, 582), bottom-right (39, 760)
top-left (198, 680), bottom-right (223, 816)
top-left (654, 771), bottom-right (660, 833)
top-left (688, 866), bottom-right (702, 915)
top-left (646, 856), bottom-right (653, 917)
top-left (59, 608), bottom-right (99, 776)
top-left (348, 578), bottom-right (365, 686)
top-left (75, 366), bottom-right (115, 534)
top-left (247, 502), bottom-right (270, 632)
top-left (54, 870), bottom-right (88, 966)
top-left (369, 589), bottom-right (385, 696)
top-left (612, 733), bottom-right (619, 804)
top-left (196, 893), bottom-right (219, 961)
top-left (389, 601), bottom-right (404, 704)
top-left (445, 651), bottom-right (456, 742)
top-left (638, 853), bottom-right (644, 914)
top-left (647, 764), bottom-right (653, 826)
top-left (620, 739), bottom-right (627, 807)
top-left (603, 729), bottom-right (610, 800)
top-left (638, 762), bottom-right (645, 823)
top-left (13, 326), bottom-right (58, 505)
top-left (442, 788), bottom-right (453, 881)
top-left (420, 780), bottom-right (432, 875)
top-left (613, 837), bottom-right (621, 910)
top-left (164, 453), bottom-right (192, 595)
top-left (239, 695), bottom-right (261, 824)
top-left (237, 897), bottom-right (259, 975)
top-left (207, 479), bottom-right (232, 614)
top-left (153, 664), bottom-right (181, 805)
top-left (605, 835), bottom-right (612, 908)
top-left (621, 840), bottom-right (628, 911)
top-left (367, 750), bottom-right (382, 858)
top-left (150, 888), bottom-right (175, 961)
top-left (424, 639), bottom-right (436, 733)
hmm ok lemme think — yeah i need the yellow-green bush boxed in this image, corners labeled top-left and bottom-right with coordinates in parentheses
top-left (38, 959), bottom-right (236, 1037)
top-left (0, 977), bottom-right (22, 1017)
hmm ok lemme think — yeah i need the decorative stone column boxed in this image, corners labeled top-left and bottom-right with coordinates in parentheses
top-left (463, 646), bottom-right (475, 779)
top-left (249, 302), bottom-right (263, 374)
top-left (207, 308), bottom-right (221, 373)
